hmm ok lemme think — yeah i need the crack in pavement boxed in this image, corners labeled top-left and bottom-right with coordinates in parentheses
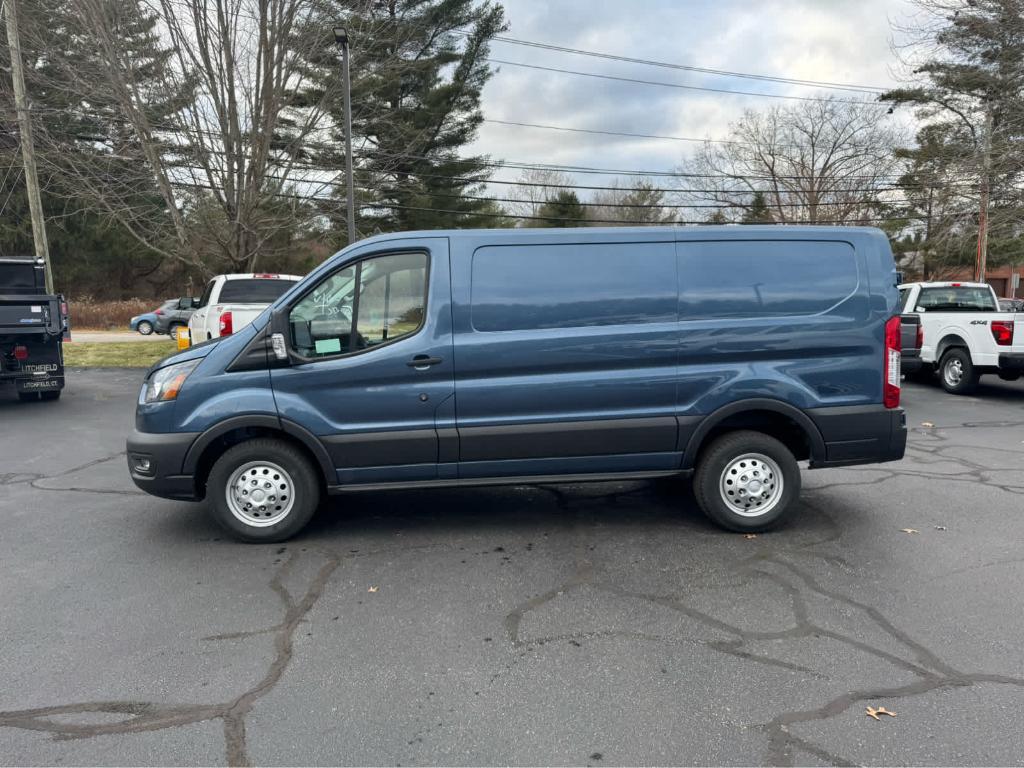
top-left (0, 549), bottom-right (340, 767)
top-left (501, 443), bottom-right (1024, 768)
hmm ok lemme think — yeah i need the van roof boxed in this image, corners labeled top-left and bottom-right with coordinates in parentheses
top-left (347, 224), bottom-right (889, 249)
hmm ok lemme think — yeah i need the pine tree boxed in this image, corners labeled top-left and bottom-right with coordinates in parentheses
top-left (531, 191), bottom-right (586, 227)
top-left (297, 0), bottom-right (507, 238)
top-left (741, 192), bottom-right (773, 224)
top-left (884, 0), bottom-right (1024, 272)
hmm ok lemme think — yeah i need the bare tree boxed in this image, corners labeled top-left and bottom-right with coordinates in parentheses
top-left (588, 179), bottom-right (676, 225)
top-left (677, 99), bottom-right (904, 225)
top-left (506, 168), bottom-right (574, 222)
top-left (36, 0), bottom-right (340, 272)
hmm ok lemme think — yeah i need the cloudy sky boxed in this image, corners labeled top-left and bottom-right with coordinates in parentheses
top-left (465, 0), bottom-right (920, 193)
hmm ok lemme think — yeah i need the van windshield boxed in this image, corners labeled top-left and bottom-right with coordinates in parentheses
top-left (917, 287), bottom-right (997, 312)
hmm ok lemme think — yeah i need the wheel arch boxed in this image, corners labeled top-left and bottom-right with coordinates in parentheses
top-left (681, 398), bottom-right (826, 471)
top-left (935, 332), bottom-right (972, 361)
top-left (183, 415), bottom-right (333, 499)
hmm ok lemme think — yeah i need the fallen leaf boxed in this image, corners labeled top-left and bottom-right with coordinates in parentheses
top-left (921, 421), bottom-right (935, 427)
top-left (900, 528), bottom-right (920, 534)
top-left (865, 705), bottom-right (897, 721)
top-left (367, 586), bottom-right (378, 593)
top-left (935, 525), bottom-right (947, 531)
top-left (743, 534), bottom-right (758, 540)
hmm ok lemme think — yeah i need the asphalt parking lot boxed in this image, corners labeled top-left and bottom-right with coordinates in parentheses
top-left (1, 369), bottom-right (1023, 766)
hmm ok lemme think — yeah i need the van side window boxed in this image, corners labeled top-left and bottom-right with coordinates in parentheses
top-left (471, 242), bottom-right (676, 332)
top-left (288, 252), bottom-right (427, 359)
top-left (354, 253), bottom-right (428, 346)
top-left (678, 241), bottom-right (858, 319)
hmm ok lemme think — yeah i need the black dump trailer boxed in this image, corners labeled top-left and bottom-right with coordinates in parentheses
top-left (0, 257), bottom-right (69, 401)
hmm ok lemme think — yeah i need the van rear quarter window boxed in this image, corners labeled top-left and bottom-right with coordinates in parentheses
top-left (470, 242), bottom-right (676, 331)
top-left (678, 240), bottom-right (859, 319)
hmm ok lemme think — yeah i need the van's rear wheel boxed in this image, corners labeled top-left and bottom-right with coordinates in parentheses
top-left (939, 348), bottom-right (978, 395)
top-left (207, 438), bottom-right (320, 543)
top-left (693, 431), bottom-right (800, 532)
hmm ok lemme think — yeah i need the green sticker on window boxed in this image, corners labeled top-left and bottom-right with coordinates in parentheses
top-left (314, 338), bottom-right (342, 355)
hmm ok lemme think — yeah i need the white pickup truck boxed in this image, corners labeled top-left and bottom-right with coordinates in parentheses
top-left (189, 273), bottom-right (301, 343)
top-left (898, 281), bottom-right (1024, 394)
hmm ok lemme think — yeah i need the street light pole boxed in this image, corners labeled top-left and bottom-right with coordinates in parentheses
top-left (333, 26), bottom-right (356, 245)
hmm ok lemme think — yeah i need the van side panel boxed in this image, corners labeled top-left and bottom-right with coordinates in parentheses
top-left (451, 237), bottom-right (680, 476)
top-left (674, 237), bottom-right (879, 448)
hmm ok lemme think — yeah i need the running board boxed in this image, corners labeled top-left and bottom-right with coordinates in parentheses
top-left (326, 468), bottom-right (691, 494)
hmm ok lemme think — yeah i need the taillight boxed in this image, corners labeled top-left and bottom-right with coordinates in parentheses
top-left (884, 315), bottom-right (901, 409)
top-left (991, 320), bottom-right (1014, 346)
top-left (155, 309), bottom-right (164, 316)
top-left (916, 323), bottom-right (923, 350)
top-left (60, 301), bottom-right (68, 317)
top-left (13, 345), bottom-right (28, 361)
top-left (219, 311), bottom-right (233, 336)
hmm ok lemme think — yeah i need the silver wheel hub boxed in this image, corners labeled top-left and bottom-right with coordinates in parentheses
top-left (719, 453), bottom-right (784, 517)
top-left (226, 461), bottom-right (295, 527)
top-left (944, 358), bottom-right (963, 386)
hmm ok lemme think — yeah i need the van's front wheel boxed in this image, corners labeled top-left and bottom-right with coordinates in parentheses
top-left (693, 431), bottom-right (800, 532)
top-left (207, 438), bottom-right (320, 542)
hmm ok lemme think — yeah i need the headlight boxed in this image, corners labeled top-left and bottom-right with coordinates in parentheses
top-left (143, 359), bottom-right (200, 403)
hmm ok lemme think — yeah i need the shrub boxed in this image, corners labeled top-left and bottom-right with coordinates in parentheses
top-left (69, 297), bottom-right (156, 330)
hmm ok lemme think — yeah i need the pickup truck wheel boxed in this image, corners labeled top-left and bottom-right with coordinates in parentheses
top-left (136, 320), bottom-right (154, 335)
top-left (693, 430), bottom-right (801, 533)
top-left (939, 348), bottom-right (978, 395)
top-left (207, 438), bottom-right (320, 543)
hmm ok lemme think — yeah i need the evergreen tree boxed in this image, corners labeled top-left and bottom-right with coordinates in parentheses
top-left (884, 0), bottom-right (1024, 272)
top-left (741, 191), bottom-right (773, 224)
top-left (531, 191), bottom-right (586, 227)
top-left (297, 0), bottom-right (507, 238)
top-left (704, 210), bottom-right (729, 225)
top-left (0, 0), bottom-right (187, 292)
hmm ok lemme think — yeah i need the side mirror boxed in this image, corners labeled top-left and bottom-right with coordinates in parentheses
top-left (269, 307), bottom-right (289, 361)
top-left (191, 297), bottom-right (201, 308)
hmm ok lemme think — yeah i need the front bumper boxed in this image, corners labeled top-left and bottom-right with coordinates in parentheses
top-left (807, 405), bottom-right (907, 468)
top-left (126, 428), bottom-right (201, 500)
top-left (998, 353), bottom-right (1024, 372)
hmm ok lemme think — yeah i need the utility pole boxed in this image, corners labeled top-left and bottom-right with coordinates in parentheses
top-left (333, 26), bottom-right (356, 245)
top-left (975, 104), bottom-right (993, 285)
top-left (4, 0), bottom-right (53, 292)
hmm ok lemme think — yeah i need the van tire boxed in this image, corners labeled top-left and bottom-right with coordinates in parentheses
top-left (693, 430), bottom-right (801, 533)
top-left (207, 438), bottom-right (320, 543)
top-left (939, 348), bottom-right (978, 395)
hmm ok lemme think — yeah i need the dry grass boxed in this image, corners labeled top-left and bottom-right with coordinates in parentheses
top-left (70, 297), bottom-right (155, 330)
top-left (63, 340), bottom-right (172, 368)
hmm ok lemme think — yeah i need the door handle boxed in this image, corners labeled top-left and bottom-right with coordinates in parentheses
top-left (407, 355), bottom-right (443, 369)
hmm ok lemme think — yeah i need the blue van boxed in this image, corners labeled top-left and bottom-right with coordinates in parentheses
top-left (127, 226), bottom-right (907, 542)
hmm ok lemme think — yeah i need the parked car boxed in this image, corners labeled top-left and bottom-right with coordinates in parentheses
top-left (131, 301), bottom-right (173, 335)
top-left (188, 274), bottom-right (301, 343)
top-left (0, 256), bottom-right (68, 401)
top-left (128, 226), bottom-right (907, 543)
top-left (998, 298), bottom-right (1024, 312)
top-left (155, 297), bottom-right (198, 335)
top-left (899, 281), bottom-right (1024, 394)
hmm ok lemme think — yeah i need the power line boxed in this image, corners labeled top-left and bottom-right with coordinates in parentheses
top-left (478, 33), bottom-right (889, 94)
top-left (167, 176), bottom-right (926, 226)
top-left (486, 58), bottom-right (888, 106)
